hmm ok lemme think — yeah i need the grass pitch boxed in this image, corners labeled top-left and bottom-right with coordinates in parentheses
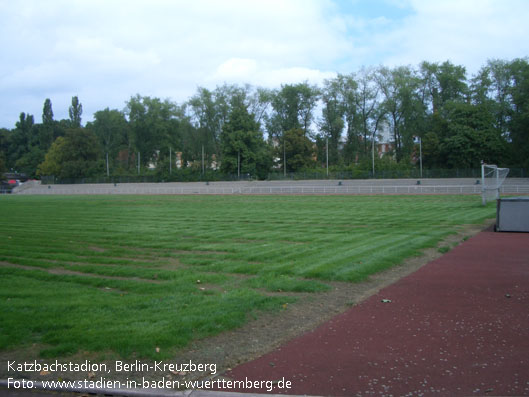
top-left (0, 195), bottom-right (495, 359)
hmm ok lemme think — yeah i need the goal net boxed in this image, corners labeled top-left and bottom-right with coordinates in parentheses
top-left (481, 164), bottom-right (509, 205)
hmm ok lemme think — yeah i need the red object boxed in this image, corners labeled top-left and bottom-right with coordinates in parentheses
top-left (225, 227), bottom-right (529, 396)
top-left (8, 179), bottom-right (17, 185)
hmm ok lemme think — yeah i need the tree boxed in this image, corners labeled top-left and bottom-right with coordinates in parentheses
top-left (334, 73), bottom-right (361, 164)
top-left (69, 96), bottom-right (83, 128)
top-left (282, 128), bottom-right (315, 172)
top-left (471, 59), bottom-right (511, 136)
top-left (187, 87), bottom-right (226, 168)
top-left (220, 103), bottom-right (271, 179)
top-left (375, 66), bottom-right (424, 162)
top-left (16, 112), bottom-right (34, 137)
top-left (42, 98), bottom-right (54, 125)
top-left (15, 146), bottom-right (45, 177)
top-left (248, 87), bottom-right (272, 126)
top-left (185, 84), bottom-right (271, 170)
top-left (0, 155), bottom-right (6, 179)
top-left (355, 68), bottom-right (386, 157)
top-left (125, 95), bottom-right (179, 169)
top-left (267, 82), bottom-right (320, 140)
top-left (10, 112), bottom-right (41, 176)
top-left (438, 102), bottom-right (507, 168)
top-left (38, 129), bottom-right (102, 179)
top-left (421, 131), bottom-right (441, 168)
top-left (319, 78), bottom-right (345, 166)
top-left (505, 58), bottom-right (529, 168)
top-left (0, 129), bottom-right (7, 179)
top-left (39, 98), bottom-right (56, 151)
top-left (472, 58), bottom-right (529, 168)
top-left (89, 108), bottom-right (129, 174)
top-left (37, 136), bottom-right (66, 177)
top-left (419, 61), bottom-right (468, 114)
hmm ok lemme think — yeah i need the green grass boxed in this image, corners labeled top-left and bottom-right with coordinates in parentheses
top-left (0, 194), bottom-right (495, 358)
top-left (437, 246), bottom-right (451, 254)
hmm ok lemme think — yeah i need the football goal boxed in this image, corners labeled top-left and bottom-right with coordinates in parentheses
top-left (481, 163), bottom-right (509, 205)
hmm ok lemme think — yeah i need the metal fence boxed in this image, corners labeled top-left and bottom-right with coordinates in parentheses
top-left (21, 180), bottom-right (529, 195)
top-left (41, 173), bottom-right (251, 185)
top-left (39, 167), bottom-right (529, 185)
top-left (268, 167), bottom-right (529, 181)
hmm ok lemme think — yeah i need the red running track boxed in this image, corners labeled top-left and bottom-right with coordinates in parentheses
top-left (225, 228), bottom-right (529, 396)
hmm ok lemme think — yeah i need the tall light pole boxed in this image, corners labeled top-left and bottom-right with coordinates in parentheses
top-left (419, 136), bottom-right (423, 178)
top-left (372, 133), bottom-right (375, 178)
top-left (283, 137), bottom-right (286, 177)
top-left (326, 136), bottom-right (329, 177)
top-left (201, 145), bottom-right (205, 176)
top-left (481, 161), bottom-right (486, 206)
top-left (169, 147), bottom-right (172, 175)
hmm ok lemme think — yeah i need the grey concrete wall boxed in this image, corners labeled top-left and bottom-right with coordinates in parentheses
top-left (13, 178), bottom-right (529, 195)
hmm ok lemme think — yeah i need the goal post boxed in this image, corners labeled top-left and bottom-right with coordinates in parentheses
top-left (481, 163), bottom-right (509, 205)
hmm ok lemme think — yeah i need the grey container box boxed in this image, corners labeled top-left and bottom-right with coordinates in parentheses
top-left (496, 197), bottom-right (529, 232)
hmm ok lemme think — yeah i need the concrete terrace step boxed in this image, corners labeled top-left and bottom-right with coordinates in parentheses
top-left (13, 178), bottom-right (529, 195)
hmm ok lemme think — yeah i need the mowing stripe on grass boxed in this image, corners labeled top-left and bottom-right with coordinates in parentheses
top-left (0, 194), bottom-right (495, 358)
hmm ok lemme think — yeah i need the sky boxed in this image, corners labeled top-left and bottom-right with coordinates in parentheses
top-left (1, 0), bottom-right (528, 129)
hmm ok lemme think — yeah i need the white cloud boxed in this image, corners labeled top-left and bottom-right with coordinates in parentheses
top-left (380, 0), bottom-right (529, 72)
top-left (210, 58), bottom-right (336, 87)
top-left (212, 58), bottom-right (259, 82)
top-left (0, 0), bottom-right (528, 128)
top-left (256, 66), bottom-right (337, 87)
top-left (0, 0), bottom-right (350, 126)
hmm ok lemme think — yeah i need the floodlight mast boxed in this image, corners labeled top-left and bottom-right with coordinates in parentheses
top-left (283, 138), bottom-right (286, 177)
top-left (372, 133), bottom-right (375, 177)
top-left (202, 145), bottom-right (205, 176)
top-left (481, 160), bottom-right (485, 206)
top-left (326, 136), bottom-right (329, 177)
top-left (419, 137), bottom-right (423, 178)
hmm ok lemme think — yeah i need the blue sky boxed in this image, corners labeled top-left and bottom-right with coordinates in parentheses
top-left (1, 0), bottom-right (528, 129)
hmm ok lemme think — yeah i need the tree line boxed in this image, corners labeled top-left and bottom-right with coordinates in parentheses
top-left (1, 58), bottom-right (528, 181)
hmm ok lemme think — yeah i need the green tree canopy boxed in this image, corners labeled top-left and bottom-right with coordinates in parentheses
top-left (319, 78), bottom-right (345, 166)
top-left (2, 58), bottom-right (527, 177)
top-left (267, 82), bottom-right (320, 140)
top-left (88, 108), bottom-right (130, 171)
top-left (220, 103), bottom-right (271, 179)
top-left (282, 128), bottom-right (316, 172)
top-left (42, 98), bottom-right (54, 125)
top-left (69, 96), bottom-right (83, 128)
top-left (10, 113), bottom-right (43, 176)
top-left (420, 61), bottom-right (468, 113)
top-left (38, 99), bottom-right (56, 151)
top-left (0, 129), bottom-right (7, 178)
top-left (506, 58), bottom-right (529, 168)
top-left (125, 95), bottom-right (179, 168)
top-left (187, 87), bottom-right (229, 167)
top-left (38, 129), bottom-right (102, 179)
top-left (437, 102), bottom-right (507, 168)
top-left (376, 65), bottom-right (424, 162)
